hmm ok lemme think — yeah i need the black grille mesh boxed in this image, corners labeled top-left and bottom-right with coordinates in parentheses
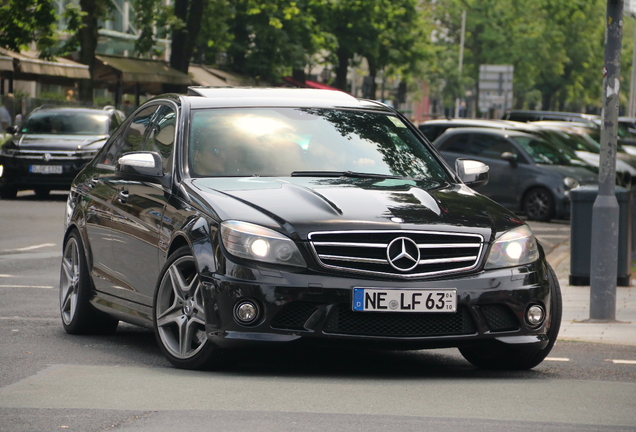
top-left (323, 304), bottom-right (476, 337)
top-left (270, 302), bottom-right (318, 330)
top-left (480, 304), bottom-right (519, 332)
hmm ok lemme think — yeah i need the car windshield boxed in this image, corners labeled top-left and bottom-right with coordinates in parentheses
top-left (20, 111), bottom-right (109, 135)
top-left (512, 136), bottom-right (574, 165)
top-left (188, 108), bottom-right (449, 182)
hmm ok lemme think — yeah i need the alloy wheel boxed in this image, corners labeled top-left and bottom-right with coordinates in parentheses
top-left (60, 237), bottom-right (81, 325)
top-left (155, 255), bottom-right (208, 359)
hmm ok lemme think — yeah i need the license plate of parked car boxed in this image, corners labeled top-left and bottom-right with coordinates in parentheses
top-left (30, 165), bottom-right (63, 174)
top-left (352, 288), bottom-right (457, 312)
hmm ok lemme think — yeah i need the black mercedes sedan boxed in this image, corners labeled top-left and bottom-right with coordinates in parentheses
top-left (60, 87), bottom-right (561, 371)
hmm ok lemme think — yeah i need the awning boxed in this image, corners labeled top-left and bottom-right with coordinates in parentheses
top-left (282, 76), bottom-right (345, 93)
top-left (189, 65), bottom-right (228, 87)
top-left (94, 54), bottom-right (191, 85)
top-left (0, 56), bottom-right (13, 72)
top-left (0, 47), bottom-right (89, 79)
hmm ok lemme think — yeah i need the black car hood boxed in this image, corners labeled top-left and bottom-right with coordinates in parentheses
top-left (12, 134), bottom-right (108, 151)
top-left (189, 177), bottom-right (524, 242)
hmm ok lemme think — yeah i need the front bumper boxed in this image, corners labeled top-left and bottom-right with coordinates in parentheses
top-left (200, 261), bottom-right (553, 351)
top-left (0, 155), bottom-right (90, 189)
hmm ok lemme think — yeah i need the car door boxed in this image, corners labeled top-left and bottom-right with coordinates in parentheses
top-left (86, 104), bottom-right (159, 302)
top-left (467, 133), bottom-right (521, 207)
top-left (109, 103), bottom-right (177, 304)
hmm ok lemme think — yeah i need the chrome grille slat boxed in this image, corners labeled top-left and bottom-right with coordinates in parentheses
top-left (308, 230), bottom-right (484, 279)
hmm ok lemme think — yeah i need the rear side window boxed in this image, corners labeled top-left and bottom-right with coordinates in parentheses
top-left (438, 133), bottom-right (473, 154)
top-left (470, 135), bottom-right (518, 161)
top-left (419, 125), bottom-right (446, 141)
top-left (97, 105), bottom-right (158, 166)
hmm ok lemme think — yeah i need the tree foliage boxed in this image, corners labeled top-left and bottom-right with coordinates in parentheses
top-left (0, 0), bottom-right (57, 55)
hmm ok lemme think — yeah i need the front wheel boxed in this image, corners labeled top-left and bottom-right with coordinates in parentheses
top-left (523, 187), bottom-right (555, 222)
top-left (153, 246), bottom-right (221, 370)
top-left (459, 263), bottom-right (562, 370)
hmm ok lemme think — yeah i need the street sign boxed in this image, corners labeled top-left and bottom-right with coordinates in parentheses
top-left (478, 65), bottom-right (514, 112)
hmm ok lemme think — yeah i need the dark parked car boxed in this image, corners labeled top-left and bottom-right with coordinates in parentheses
top-left (0, 106), bottom-right (125, 198)
top-left (433, 128), bottom-right (598, 221)
top-left (60, 87), bottom-right (561, 371)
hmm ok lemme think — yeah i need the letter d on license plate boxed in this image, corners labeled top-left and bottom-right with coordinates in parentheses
top-left (352, 288), bottom-right (457, 312)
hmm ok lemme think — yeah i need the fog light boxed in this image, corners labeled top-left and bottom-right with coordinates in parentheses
top-left (526, 305), bottom-right (545, 326)
top-left (234, 301), bottom-right (259, 324)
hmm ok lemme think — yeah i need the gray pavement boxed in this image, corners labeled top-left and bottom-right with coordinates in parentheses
top-left (537, 224), bottom-right (636, 347)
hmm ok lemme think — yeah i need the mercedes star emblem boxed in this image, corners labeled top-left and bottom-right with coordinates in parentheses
top-left (387, 237), bottom-right (420, 271)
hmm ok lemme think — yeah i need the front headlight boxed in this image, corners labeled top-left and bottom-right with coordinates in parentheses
top-left (485, 225), bottom-right (539, 269)
top-left (220, 220), bottom-right (306, 267)
top-left (563, 176), bottom-right (579, 189)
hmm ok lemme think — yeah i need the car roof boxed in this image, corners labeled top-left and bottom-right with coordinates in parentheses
top-left (185, 87), bottom-right (388, 110)
top-left (437, 127), bottom-right (537, 139)
top-left (31, 106), bottom-right (115, 115)
top-left (420, 118), bottom-right (511, 128)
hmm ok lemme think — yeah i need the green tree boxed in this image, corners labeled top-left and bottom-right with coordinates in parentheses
top-left (0, 0), bottom-right (57, 55)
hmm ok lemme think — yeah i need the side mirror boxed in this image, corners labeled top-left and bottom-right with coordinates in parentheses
top-left (501, 151), bottom-right (518, 167)
top-left (455, 159), bottom-right (489, 188)
top-left (5, 125), bottom-right (18, 134)
top-left (116, 151), bottom-right (163, 178)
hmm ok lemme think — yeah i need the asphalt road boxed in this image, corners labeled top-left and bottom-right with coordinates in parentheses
top-left (0, 193), bottom-right (635, 432)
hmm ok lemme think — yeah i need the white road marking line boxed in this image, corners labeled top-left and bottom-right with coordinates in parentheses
top-left (605, 359), bottom-right (636, 365)
top-left (14, 243), bottom-right (56, 251)
top-left (0, 285), bottom-right (53, 289)
top-left (0, 274), bottom-right (14, 278)
top-left (544, 357), bottom-right (570, 362)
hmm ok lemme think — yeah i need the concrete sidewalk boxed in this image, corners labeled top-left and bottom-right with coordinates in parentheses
top-left (545, 237), bottom-right (636, 346)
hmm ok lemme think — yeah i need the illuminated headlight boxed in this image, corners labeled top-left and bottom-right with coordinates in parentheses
top-left (485, 225), bottom-right (539, 269)
top-left (0, 165), bottom-right (3, 177)
top-left (220, 220), bottom-right (306, 267)
top-left (563, 176), bottom-right (579, 189)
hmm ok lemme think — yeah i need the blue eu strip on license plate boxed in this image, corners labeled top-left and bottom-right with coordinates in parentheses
top-left (353, 288), bottom-right (457, 312)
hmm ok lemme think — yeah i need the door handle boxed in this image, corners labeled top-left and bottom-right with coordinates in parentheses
top-left (118, 189), bottom-right (129, 204)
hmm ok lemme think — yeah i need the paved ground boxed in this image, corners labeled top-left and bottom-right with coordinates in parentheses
top-left (528, 221), bottom-right (636, 346)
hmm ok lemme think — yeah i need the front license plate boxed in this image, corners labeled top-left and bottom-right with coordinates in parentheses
top-left (352, 288), bottom-right (457, 312)
top-left (30, 165), bottom-right (63, 174)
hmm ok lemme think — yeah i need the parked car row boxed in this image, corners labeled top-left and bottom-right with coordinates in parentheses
top-left (418, 113), bottom-right (636, 222)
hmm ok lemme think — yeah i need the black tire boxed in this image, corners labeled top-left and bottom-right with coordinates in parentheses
top-left (34, 187), bottom-right (51, 198)
top-left (153, 246), bottom-right (221, 370)
top-left (59, 231), bottom-right (119, 335)
top-left (523, 187), bottom-right (555, 222)
top-left (459, 263), bottom-right (562, 370)
top-left (0, 185), bottom-right (17, 199)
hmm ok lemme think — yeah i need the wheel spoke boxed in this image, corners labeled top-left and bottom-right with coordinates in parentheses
top-left (157, 309), bottom-right (183, 328)
top-left (168, 264), bottom-right (195, 296)
top-left (180, 316), bottom-right (198, 357)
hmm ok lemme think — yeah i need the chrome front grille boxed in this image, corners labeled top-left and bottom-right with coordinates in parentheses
top-left (308, 230), bottom-right (485, 279)
top-left (12, 150), bottom-right (82, 161)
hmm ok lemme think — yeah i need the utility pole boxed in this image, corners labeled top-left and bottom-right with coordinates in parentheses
top-left (589, 0), bottom-right (623, 321)
top-left (454, 10), bottom-right (466, 118)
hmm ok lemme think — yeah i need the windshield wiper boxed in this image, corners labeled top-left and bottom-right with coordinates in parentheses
top-left (291, 170), bottom-right (410, 180)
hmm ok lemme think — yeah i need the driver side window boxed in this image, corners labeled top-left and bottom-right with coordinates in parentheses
top-left (97, 105), bottom-right (158, 167)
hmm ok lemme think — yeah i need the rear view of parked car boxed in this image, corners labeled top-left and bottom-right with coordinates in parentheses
top-left (434, 128), bottom-right (598, 222)
top-left (0, 106), bottom-right (125, 199)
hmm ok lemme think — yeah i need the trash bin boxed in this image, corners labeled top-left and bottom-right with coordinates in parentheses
top-left (569, 186), bottom-right (633, 286)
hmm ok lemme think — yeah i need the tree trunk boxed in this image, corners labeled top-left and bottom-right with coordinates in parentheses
top-left (367, 58), bottom-right (377, 100)
top-left (334, 47), bottom-right (350, 91)
top-left (167, 0), bottom-right (206, 93)
top-left (78, 0), bottom-right (99, 103)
